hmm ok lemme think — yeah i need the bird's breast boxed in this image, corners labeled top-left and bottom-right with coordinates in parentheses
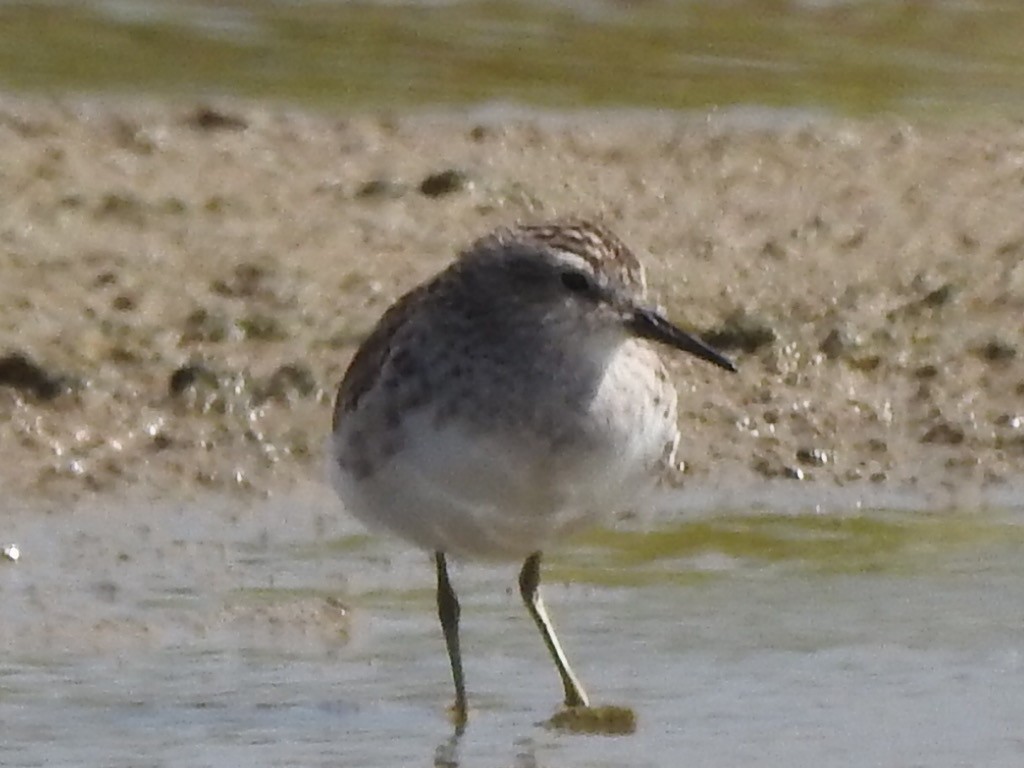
top-left (330, 338), bottom-right (678, 558)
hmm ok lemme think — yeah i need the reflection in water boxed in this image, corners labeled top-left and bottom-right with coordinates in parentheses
top-left (435, 731), bottom-right (544, 768)
top-left (512, 739), bottom-right (540, 768)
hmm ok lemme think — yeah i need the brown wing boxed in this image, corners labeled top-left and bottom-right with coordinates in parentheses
top-left (331, 281), bottom-right (432, 431)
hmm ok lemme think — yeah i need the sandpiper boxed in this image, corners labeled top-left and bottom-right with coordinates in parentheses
top-left (329, 221), bottom-right (736, 724)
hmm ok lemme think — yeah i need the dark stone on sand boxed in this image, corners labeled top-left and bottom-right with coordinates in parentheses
top-left (783, 465), bottom-right (806, 480)
top-left (922, 283), bottom-right (955, 308)
top-left (168, 363), bottom-right (220, 397)
top-left (976, 338), bottom-right (1016, 363)
top-left (0, 352), bottom-right (69, 400)
top-left (419, 169), bottom-right (469, 197)
top-left (921, 421), bottom-right (965, 446)
top-left (187, 106), bottom-right (248, 132)
top-left (796, 447), bottom-right (830, 467)
top-left (111, 294), bottom-right (135, 312)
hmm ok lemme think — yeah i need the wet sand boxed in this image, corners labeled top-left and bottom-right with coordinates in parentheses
top-left (1, 96), bottom-right (1022, 504)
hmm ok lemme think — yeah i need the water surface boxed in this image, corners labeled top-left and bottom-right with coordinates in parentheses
top-left (2, 0), bottom-right (1024, 116)
top-left (3, 488), bottom-right (1023, 766)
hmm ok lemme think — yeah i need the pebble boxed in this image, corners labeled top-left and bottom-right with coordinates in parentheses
top-left (168, 363), bottom-right (220, 398)
top-left (976, 339), bottom-right (1016, 363)
top-left (796, 447), bottom-right (830, 467)
top-left (419, 169), bottom-right (469, 197)
top-left (186, 106), bottom-right (248, 132)
top-left (0, 352), bottom-right (69, 400)
top-left (921, 422), bottom-right (966, 445)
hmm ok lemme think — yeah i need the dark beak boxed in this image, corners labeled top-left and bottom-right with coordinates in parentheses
top-left (629, 307), bottom-right (737, 373)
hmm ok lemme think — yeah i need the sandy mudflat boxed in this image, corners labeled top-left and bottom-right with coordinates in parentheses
top-left (1, 96), bottom-right (1022, 505)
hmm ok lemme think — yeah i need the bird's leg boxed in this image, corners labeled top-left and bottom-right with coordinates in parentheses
top-left (435, 552), bottom-right (468, 726)
top-left (518, 552), bottom-right (590, 708)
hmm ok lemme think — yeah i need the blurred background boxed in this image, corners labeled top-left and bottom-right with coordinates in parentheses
top-left (2, 0), bottom-right (1023, 117)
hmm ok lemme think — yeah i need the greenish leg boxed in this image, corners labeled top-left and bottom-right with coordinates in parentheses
top-left (519, 552), bottom-right (590, 708)
top-left (435, 551), bottom-right (468, 725)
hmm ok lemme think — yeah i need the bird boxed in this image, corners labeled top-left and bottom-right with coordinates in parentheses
top-left (329, 220), bottom-right (736, 725)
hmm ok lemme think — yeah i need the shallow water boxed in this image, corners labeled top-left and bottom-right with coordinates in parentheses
top-left (3, 0), bottom-right (1024, 116)
top-left (3, 487), bottom-right (1023, 766)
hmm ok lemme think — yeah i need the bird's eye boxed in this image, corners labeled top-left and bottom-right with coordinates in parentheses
top-left (560, 270), bottom-right (592, 295)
